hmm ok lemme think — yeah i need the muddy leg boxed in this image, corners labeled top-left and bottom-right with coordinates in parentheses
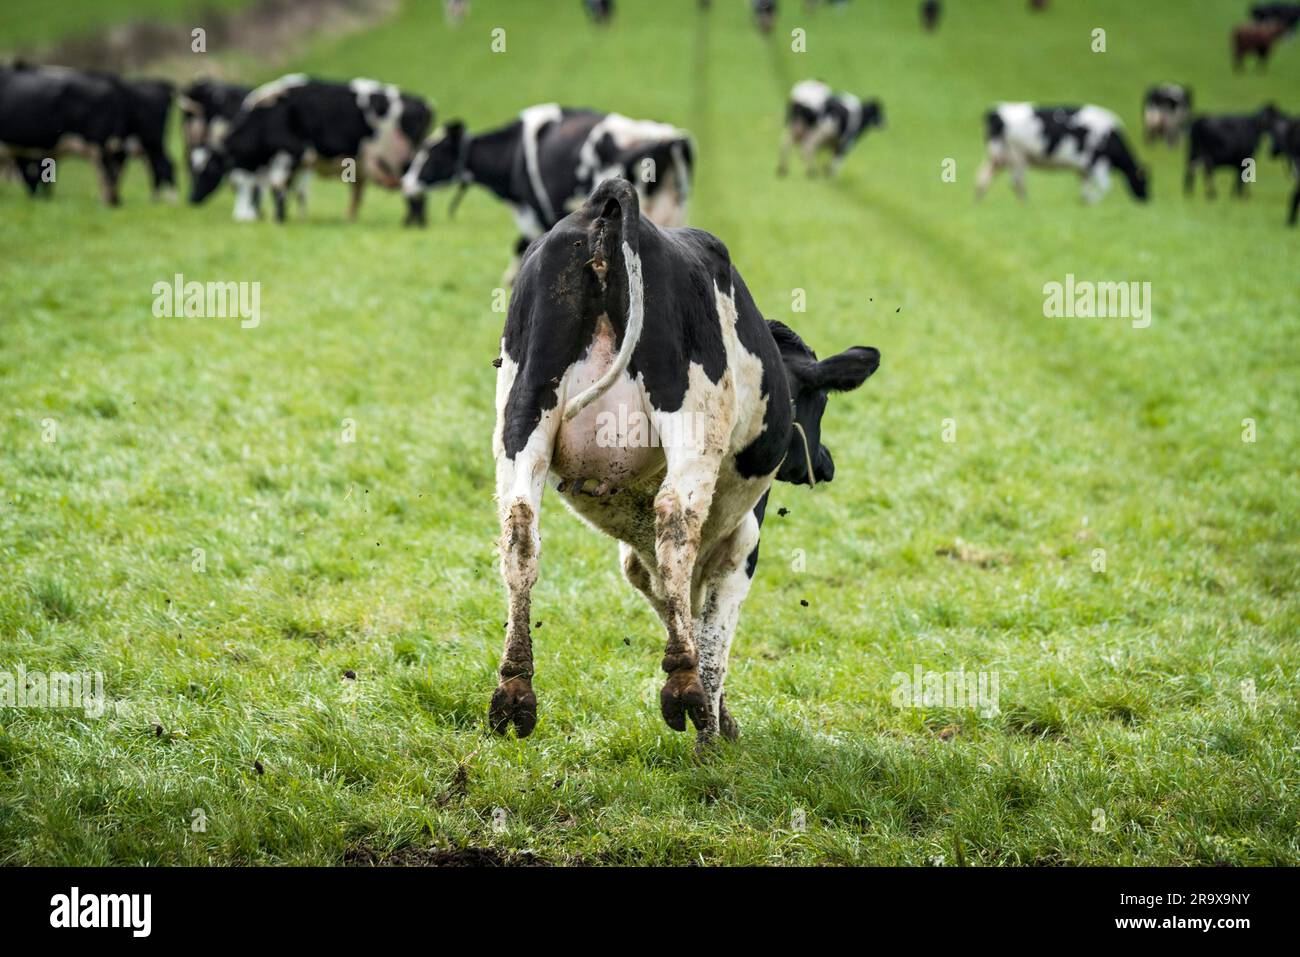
top-left (692, 512), bottom-right (759, 752)
top-left (348, 176), bottom-right (364, 222)
top-left (488, 356), bottom-right (557, 737)
top-left (652, 437), bottom-right (724, 734)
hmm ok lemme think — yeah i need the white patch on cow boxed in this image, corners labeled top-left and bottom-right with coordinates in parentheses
top-left (244, 73), bottom-right (307, 109)
top-left (510, 203), bottom-right (546, 241)
top-left (230, 169), bottom-right (259, 222)
top-left (402, 140), bottom-right (432, 197)
top-left (790, 79), bottom-right (832, 113)
top-left (208, 116), bottom-right (231, 147)
top-left (350, 78), bottom-right (416, 187)
top-left (838, 91), bottom-right (864, 138)
top-left (519, 103), bottom-right (564, 223)
top-left (573, 113), bottom-right (691, 226)
top-left (267, 150), bottom-right (296, 190)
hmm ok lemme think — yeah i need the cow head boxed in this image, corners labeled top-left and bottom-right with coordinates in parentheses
top-left (863, 98), bottom-right (886, 131)
top-left (768, 321), bottom-right (880, 486)
top-left (188, 145), bottom-right (229, 204)
top-left (1101, 130), bottom-right (1149, 201)
top-left (401, 121), bottom-right (467, 226)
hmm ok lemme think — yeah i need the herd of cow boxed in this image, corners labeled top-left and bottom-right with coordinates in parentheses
top-left (1, 1), bottom-right (1297, 748)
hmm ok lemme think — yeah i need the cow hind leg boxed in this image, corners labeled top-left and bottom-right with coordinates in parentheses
top-left (652, 421), bottom-right (727, 735)
top-left (777, 126), bottom-right (797, 177)
top-left (692, 512), bottom-right (760, 753)
top-left (489, 412), bottom-right (557, 737)
top-left (347, 177), bottom-right (364, 221)
top-left (1288, 182), bottom-right (1299, 226)
top-left (94, 147), bottom-right (124, 207)
top-left (974, 157), bottom-right (1000, 200)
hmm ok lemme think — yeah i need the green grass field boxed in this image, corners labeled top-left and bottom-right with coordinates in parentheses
top-left (1, 0), bottom-right (1298, 866)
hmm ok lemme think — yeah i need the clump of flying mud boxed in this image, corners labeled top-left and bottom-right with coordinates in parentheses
top-left (6, 0), bottom-right (399, 76)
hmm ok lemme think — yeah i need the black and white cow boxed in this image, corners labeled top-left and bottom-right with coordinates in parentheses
top-left (489, 178), bottom-right (879, 749)
top-left (189, 74), bottom-right (433, 223)
top-left (179, 77), bottom-right (275, 216)
top-left (777, 79), bottom-right (885, 178)
top-left (976, 103), bottom-right (1149, 203)
top-left (402, 104), bottom-right (694, 281)
top-left (1142, 83), bottom-right (1192, 146)
top-left (1184, 106), bottom-right (1280, 199)
top-left (1, 65), bottom-right (126, 205)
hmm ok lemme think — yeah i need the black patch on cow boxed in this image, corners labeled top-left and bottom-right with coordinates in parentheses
top-left (1035, 106), bottom-right (1087, 156)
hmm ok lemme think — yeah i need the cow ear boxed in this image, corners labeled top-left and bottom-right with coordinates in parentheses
top-left (444, 120), bottom-right (465, 142)
top-left (812, 346), bottom-right (880, 392)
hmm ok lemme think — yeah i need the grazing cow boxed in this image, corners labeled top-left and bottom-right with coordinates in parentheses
top-left (584, 0), bottom-right (614, 25)
top-left (1184, 106), bottom-right (1280, 199)
top-left (777, 79), bottom-right (885, 177)
top-left (1142, 84), bottom-right (1193, 146)
top-left (489, 178), bottom-right (880, 749)
top-left (1268, 113), bottom-right (1300, 224)
top-left (976, 103), bottom-right (1149, 203)
top-left (179, 78), bottom-right (279, 216)
top-left (0, 63), bottom-right (128, 205)
top-left (402, 104), bottom-right (694, 282)
top-left (178, 78), bottom-right (279, 218)
top-left (754, 0), bottom-right (777, 34)
top-left (1233, 20), bottom-right (1290, 71)
top-left (189, 74), bottom-right (432, 224)
top-left (921, 0), bottom-right (942, 31)
top-left (1252, 3), bottom-right (1300, 32)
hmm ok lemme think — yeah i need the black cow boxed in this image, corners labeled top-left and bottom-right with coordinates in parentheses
top-left (754, 0), bottom-right (778, 34)
top-left (402, 104), bottom-right (694, 282)
top-left (1252, 3), bottom-right (1300, 31)
top-left (488, 178), bottom-right (879, 750)
top-left (778, 79), bottom-right (885, 177)
top-left (1142, 83), bottom-right (1192, 146)
top-left (1267, 113), bottom-right (1300, 224)
top-left (1185, 106), bottom-right (1280, 199)
top-left (189, 74), bottom-right (432, 224)
top-left (921, 0), bottom-right (942, 31)
top-left (0, 65), bottom-right (176, 203)
top-left (0, 64), bottom-right (129, 204)
top-left (584, 0), bottom-right (614, 25)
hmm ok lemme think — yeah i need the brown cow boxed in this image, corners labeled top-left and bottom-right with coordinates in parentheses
top-left (1233, 20), bottom-right (1290, 71)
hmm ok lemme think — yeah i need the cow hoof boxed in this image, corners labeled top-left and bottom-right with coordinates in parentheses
top-left (489, 676), bottom-right (537, 737)
top-left (717, 694), bottom-right (740, 742)
top-left (660, 669), bottom-right (707, 733)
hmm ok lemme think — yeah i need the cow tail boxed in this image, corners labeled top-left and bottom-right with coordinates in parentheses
top-left (563, 178), bottom-right (644, 423)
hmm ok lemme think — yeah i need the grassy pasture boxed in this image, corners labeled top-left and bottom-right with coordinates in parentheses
top-left (0, 0), bottom-right (1297, 865)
